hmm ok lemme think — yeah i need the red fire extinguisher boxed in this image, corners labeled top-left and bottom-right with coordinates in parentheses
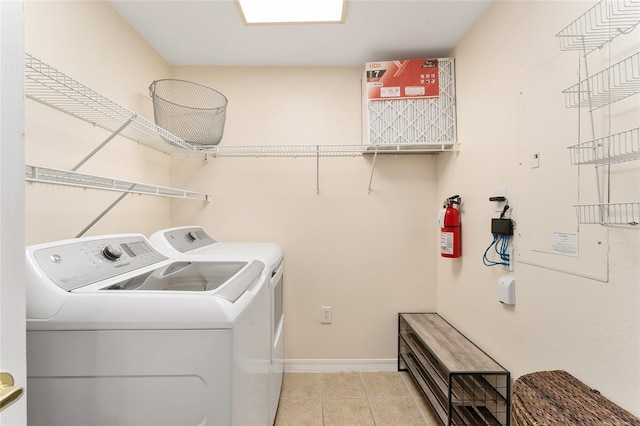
top-left (440, 195), bottom-right (461, 258)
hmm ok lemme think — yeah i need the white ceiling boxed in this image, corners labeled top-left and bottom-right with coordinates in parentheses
top-left (109, 0), bottom-right (493, 67)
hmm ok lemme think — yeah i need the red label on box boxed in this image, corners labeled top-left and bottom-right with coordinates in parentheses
top-left (365, 58), bottom-right (439, 100)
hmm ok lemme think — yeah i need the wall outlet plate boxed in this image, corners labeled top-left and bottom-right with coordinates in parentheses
top-left (320, 306), bottom-right (332, 324)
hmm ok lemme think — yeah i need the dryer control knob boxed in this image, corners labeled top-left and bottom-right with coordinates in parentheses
top-left (102, 244), bottom-right (123, 261)
top-left (186, 231), bottom-right (198, 242)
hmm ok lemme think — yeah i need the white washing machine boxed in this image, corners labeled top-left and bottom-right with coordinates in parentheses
top-left (149, 226), bottom-right (284, 425)
top-left (26, 233), bottom-right (271, 426)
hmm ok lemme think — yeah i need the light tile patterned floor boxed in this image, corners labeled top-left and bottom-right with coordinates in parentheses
top-left (275, 371), bottom-right (441, 426)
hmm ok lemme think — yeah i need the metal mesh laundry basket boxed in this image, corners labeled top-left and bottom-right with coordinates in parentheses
top-left (149, 79), bottom-right (227, 146)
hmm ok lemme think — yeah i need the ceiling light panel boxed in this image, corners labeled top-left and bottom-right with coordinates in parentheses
top-left (237, 0), bottom-right (346, 24)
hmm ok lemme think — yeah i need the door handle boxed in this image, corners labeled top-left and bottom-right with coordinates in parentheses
top-left (0, 372), bottom-right (23, 410)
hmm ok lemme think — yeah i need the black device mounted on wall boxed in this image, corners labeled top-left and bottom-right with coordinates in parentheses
top-left (491, 218), bottom-right (513, 235)
top-left (489, 196), bottom-right (513, 235)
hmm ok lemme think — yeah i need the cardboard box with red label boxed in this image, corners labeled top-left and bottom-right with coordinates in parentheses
top-left (365, 58), bottom-right (440, 100)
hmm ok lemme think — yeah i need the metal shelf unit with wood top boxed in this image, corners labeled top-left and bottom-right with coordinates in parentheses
top-left (398, 313), bottom-right (511, 425)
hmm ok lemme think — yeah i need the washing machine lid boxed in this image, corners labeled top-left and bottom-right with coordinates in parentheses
top-left (26, 234), bottom-right (268, 328)
top-left (90, 260), bottom-right (262, 303)
top-left (150, 226), bottom-right (283, 271)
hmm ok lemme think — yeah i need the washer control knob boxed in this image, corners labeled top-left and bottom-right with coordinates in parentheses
top-left (102, 244), bottom-right (123, 261)
top-left (186, 231), bottom-right (198, 242)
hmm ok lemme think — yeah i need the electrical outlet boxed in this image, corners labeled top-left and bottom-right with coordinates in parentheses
top-left (320, 306), bottom-right (332, 324)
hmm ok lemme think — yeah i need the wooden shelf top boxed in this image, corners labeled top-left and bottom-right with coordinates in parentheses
top-left (401, 313), bottom-right (507, 374)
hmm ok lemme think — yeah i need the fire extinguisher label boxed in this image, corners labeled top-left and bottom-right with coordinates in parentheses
top-left (441, 231), bottom-right (454, 255)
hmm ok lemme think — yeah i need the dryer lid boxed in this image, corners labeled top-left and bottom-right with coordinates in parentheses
top-left (95, 260), bottom-right (264, 302)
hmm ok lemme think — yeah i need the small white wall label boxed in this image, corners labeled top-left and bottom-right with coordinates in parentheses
top-left (551, 232), bottom-right (579, 257)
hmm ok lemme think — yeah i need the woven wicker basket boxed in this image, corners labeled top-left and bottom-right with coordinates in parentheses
top-left (512, 370), bottom-right (639, 426)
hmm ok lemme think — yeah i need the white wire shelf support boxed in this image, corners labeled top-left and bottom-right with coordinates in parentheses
top-left (202, 143), bottom-right (457, 158)
top-left (562, 51), bottom-right (640, 110)
top-left (24, 53), bottom-right (196, 155)
top-left (575, 202), bottom-right (640, 225)
top-left (25, 165), bottom-right (210, 201)
top-left (568, 127), bottom-right (640, 165)
top-left (202, 143), bottom-right (457, 195)
top-left (556, 0), bottom-right (640, 53)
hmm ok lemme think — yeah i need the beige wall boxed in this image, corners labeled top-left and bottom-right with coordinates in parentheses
top-left (169, 66), bottom-right (439, 361)
top-left (438, 0), bottom-right (639, 414)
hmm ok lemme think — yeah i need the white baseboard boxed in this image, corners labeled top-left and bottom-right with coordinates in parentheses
top-left (284, 358), bottom-right (398, 373)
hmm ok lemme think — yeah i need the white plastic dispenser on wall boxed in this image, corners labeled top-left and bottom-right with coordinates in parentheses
top-left (498, 276), bottom-right (515, 305)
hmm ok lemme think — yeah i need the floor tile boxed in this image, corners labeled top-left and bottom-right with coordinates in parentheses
top-left (280, 372), bottom-right (321, 398)
top-left (362, 371), bottom-right (411, 397)
top-left (274, 399), bottom-right (323, 426)
top-left (413, 397), bottom-right (442, 426)
top-left (369, 397), bottom-right (428, 425)
top-left (400, 371), bottom-right (442, 424)
top-left (322, 372), bottom-right (366, 398)
top-left (400, 371), bottom-right (422, 396)
top-left (322, 398), bottom-right (375, 426)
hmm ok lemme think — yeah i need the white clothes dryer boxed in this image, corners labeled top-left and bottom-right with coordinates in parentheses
top-left (26, 233), bottom-right (270, 426)
top-left (149, 226), bottom-right (284, 425)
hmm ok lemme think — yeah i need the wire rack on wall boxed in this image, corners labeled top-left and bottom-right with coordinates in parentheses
top-left (25, 165), bottom-right (209, 201)
top-left (558, 0), bottom-right (640, 227)
top-left (562, 52), bottom-right (640, 110)
top-left (574, 202), bottom-right (640, 225)
top-left (24, 54), bottom-right (194, 154)
top-left (556, 0), bottom-right (640, 53)
top-left (568, 127), bottom-right (640, 165)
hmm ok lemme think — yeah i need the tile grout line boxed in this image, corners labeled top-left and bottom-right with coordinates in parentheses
top-left (360, 372), bottom-right (378, 426)
top-left (320, 372), bottom-right (324, 426)
top-left (400, 371), bottom-right (431, 425)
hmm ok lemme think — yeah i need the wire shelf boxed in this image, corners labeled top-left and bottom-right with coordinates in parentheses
top-left (203, 143), bottom-right (457, 157)
top-left (575, 202), bottom-right (640, 225)
top-left (568, 127), bottom-right (640, 165)
top-left (25, 53), bottom-right (454, 158)
top-left (556, 0), bottom-right (640, 53)
top-left (25, 165), bottom-right (209, 201)
top-left (562, 52), bottom-right (640, 109)
top-left (24, 53), bottom-right (196, 154)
